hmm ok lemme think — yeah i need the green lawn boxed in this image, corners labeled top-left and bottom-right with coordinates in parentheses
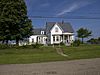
top-left (0, 44), bottom-right (100, 64)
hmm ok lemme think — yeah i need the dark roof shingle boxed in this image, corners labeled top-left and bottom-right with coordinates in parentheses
top-left (33, 28), bottom-right (46, 35)
top-left (46, 22), bottom-right (74, 34)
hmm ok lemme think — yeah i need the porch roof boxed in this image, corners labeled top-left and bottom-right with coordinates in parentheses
top-left (63, 32), bottom-right (74, 35)
top-left (52, 33), bottom-right (74, 35)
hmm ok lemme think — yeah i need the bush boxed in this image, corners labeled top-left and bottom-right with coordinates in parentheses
top-left (72, 39), bottom-right (81, 47)
top-left (31, 43), bottom-right (43, 48)
top-left (16, 44), bottom-right (42, 49)
top-left (0, 44), bottom-right (16, 49)
top-left (87, 38), bottom-right (100, 44)
top-left (60, 42), bottom-right (65, 46)
top-left (18, 45), bottom-right (31, 49)
top-left (0, 43), bottom-right (44, 49)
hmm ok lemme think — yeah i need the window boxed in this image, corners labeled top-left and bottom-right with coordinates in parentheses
top-left (53, 36), bottom-right (55, 42)
top-left (56, 36), bottom-right (59, 41)
top-left (32, 39), bottom-right (34, 43)
top-left (55, 27), bottom-right (58, 32)
top-left (41, 31), bottom-right (44, 34)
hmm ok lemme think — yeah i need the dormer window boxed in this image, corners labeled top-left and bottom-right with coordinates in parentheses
top-left (55, 27), bottom-right (58, 32)
top-left (41, 31), bottom-right (44, 34)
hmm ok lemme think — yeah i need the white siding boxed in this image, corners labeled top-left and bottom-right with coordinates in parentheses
top-left (50, 24), bottom-right (63, 44)
top-left (29, 35), bottom-right (47, 45)
top-left (71, 35), bottom-right (74, 41)
top-left (51, 24), bottom-right (63, 35)
top-left (29, 35), bottom-right (37, 44)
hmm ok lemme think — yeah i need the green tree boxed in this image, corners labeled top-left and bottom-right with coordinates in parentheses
top-left (77, 28), bottom-right (92, 43)
top-left (87, 38), bottom-right (96, 44)
top-left (87, 38), bottom-right (100, 44)
top-left (98, 37), bottom-right (100, 41)
top-left (0, 0), bottom-right (33, 45)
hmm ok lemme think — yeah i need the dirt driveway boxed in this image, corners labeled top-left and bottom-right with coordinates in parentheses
top-left (0, 58), bottom-right (100, 75)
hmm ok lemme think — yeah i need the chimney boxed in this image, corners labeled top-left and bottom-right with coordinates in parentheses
top-left (62, 20), bottom-right (64, 24)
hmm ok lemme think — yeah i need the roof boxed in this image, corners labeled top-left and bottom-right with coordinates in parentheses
top-left (46, 22), bottom-right (74, 34)
top-left (33, 28), bottom-right (46, 35)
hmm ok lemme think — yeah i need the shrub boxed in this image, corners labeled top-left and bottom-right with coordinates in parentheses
top-left (87, 38), bottom-right (100, 44)
top-left (18, 45), bottom-right (31, 49)
top-left (60, 42), bottom-right (65, 46)
top-left (72, 39), bottom-right (81, 47)
top-left (0, 44), bottom-right (16, 49)
top-left (0, 43), bottom-right (44, 49)
top-left (31, 43), bottom-right (43, 48)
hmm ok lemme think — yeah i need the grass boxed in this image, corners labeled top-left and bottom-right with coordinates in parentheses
top-left (0, 44), bottom-right (100, 64)
top-left (63, 44), bottom-right (100, 59)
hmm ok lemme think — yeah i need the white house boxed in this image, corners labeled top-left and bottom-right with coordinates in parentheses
top-left (29, 35), bottom-right (47, 45)
top-left (28, 22), bottom-right (74, 46)
top-left (28, 28), bottom-right (47, 45)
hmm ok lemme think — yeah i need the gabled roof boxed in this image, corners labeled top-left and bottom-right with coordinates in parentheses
top-left (33, 28), bottom-right (46, 35)
top-left (46, 22), bottom-right (74, 34)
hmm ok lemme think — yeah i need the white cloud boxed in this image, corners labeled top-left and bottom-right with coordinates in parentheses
top-left (57, 4), bottom-right (78, 16)
top-left (56, 1), bottom-right (93, 16)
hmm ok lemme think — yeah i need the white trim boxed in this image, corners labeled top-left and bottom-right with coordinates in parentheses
top-left (63, 33), bottom-right (74, 35)
top-left (56, 23), bottom-right (64, 32)
top-left (50, 23), bottom-right (63, 32)
top-left (41, 31), bottom-right (44, 35)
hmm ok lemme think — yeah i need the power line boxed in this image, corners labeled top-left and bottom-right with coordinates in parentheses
top-left (28, 11), bottom-right (100, 14)
top-left (28, 16), bottom-right (100, 19)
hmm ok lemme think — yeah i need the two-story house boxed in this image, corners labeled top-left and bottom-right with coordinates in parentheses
top-left (28, 21), bottom-right (74, 46)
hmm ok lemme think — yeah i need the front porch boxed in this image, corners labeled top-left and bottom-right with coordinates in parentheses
top-left (36, 35), bottom-right (47, 44)
top-left (52, 34), bottom-right (74, 45)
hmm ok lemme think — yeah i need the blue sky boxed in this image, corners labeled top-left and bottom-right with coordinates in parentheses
top-left (25, 0), bottom-right (100, 39)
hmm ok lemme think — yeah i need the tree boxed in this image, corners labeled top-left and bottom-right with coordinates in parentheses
top-left (87, 38), bottom-right (96, 44)
top-left (0, 0), bottom-right (33, 45)
top-left (77, 28), bottom-right (92, 43)
top-left (72, 39), bottom-right (81, 47)
top-left (98, 37), bottom-right (100, 41)
top-left (87, 37), bottom-right (100, 44)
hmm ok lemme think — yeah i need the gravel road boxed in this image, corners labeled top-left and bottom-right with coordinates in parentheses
top-left (0, 58), bottom-right (100, 75)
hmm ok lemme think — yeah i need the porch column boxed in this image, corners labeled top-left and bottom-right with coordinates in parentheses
top-left (40, 37), bottom-right (41, 43)
top-left (52, 35), bottom-right (54, 44)
top-left (38, 37), bottom-right (40, 43)
top-left (60, 35), bottom-right (62, 42)
top-left (36, 37), bottom-right (38, 43)
top-left (58, 35), bottom-right (60, 42)
top-left (55, 36), bottom-right (57, 42)
top-left (37, 37), bottom-right (38, 43)
top-left (68, 35), bottom-right (70, 43)
top-left (63, 35), bottom-right (64, 43)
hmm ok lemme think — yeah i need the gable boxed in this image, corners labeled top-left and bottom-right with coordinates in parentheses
top-left (51, 24), bottom-right (63, 34)
top-left (46, 22), bottom-right (74, 35)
